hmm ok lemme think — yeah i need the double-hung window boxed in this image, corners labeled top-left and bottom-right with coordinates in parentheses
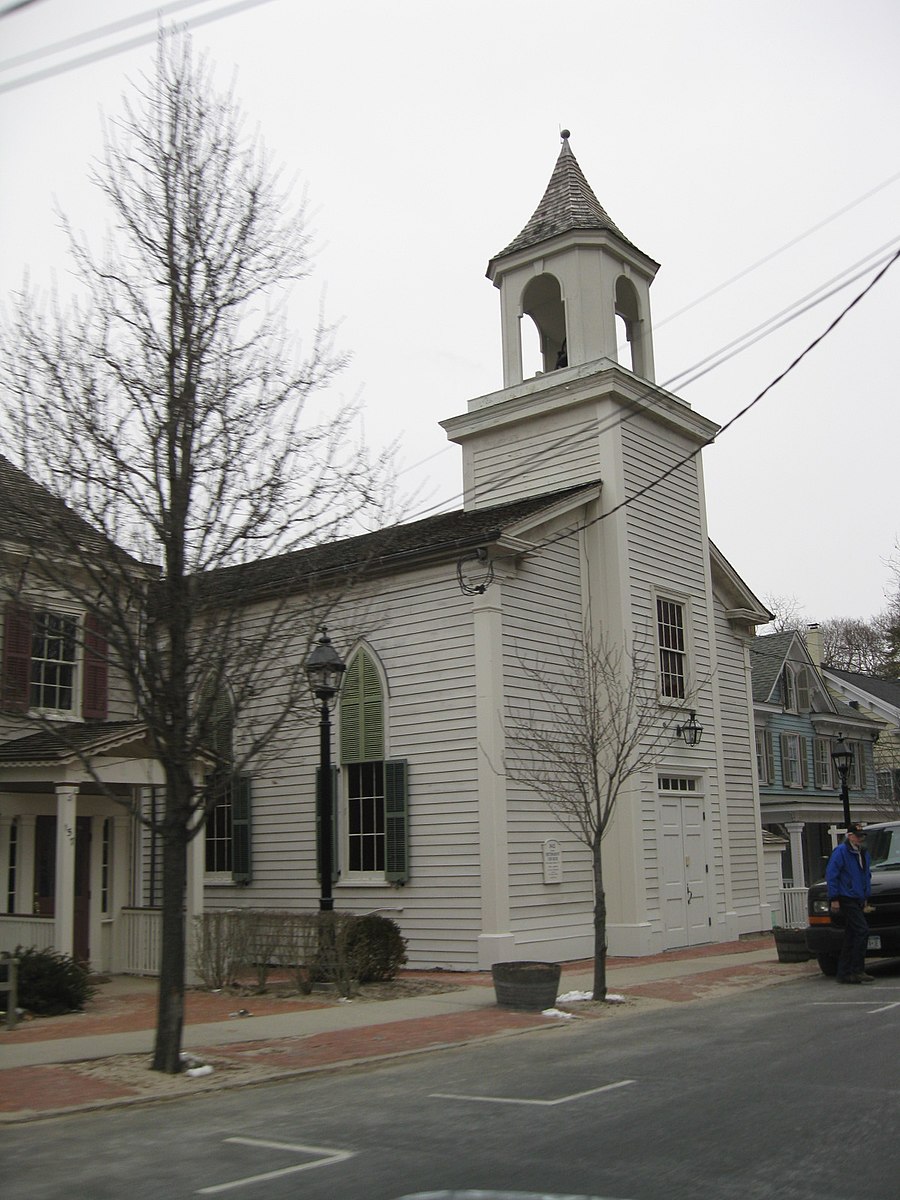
top-left (849, 741), bottom-right (867, 789)
top-left (656, 597), bottom-right (687, 701)
top-left (2, 603), bottom-right (108, 718)
top-left (202, 688), bottom-right (251, 884)
top-left (781, 733), bottom-right (808, 788)
top-left (813, 738), bottom-right (833, 789)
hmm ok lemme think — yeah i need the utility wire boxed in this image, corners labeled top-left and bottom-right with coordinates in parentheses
top-left (0, 0), bottom-right (47, 18)
top-left (395, 233), bottom-right (900, 525)
top-left (0, 0), bottom-right (277, 92)
top-left (0, 0), bottom-right (209, 70)
top-left (504, 247), bottom-right (900, 567)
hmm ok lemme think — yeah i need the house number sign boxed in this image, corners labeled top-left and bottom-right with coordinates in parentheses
top-left (542, 838), bottom-right (563, 884)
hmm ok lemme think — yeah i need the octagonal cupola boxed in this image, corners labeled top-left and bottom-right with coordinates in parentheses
top-left (487, 131), bottom-right (660, 386)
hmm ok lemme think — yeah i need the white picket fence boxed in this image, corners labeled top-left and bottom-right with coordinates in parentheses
top-left (780, 887), bottom-right (809, 929)
top-left (118, 907), bottom-right (162, 975)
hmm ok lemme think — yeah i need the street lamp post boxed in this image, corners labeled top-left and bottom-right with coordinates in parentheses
top-left (305, 627), bottom-right (346, 913)
top-left (831, 738), bottom-right (854, 830)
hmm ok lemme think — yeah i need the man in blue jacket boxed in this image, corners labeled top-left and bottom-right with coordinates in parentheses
top-left (825, 822), bottom-right (873, 984)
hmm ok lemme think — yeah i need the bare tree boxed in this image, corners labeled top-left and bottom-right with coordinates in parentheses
top-left (506, 628), bottom-right (681, 1001)
top-left (0, 33), bottom-right (394, 1072)
top-left (820, 616), bottom-right (889, 674)
top-left (759, 594), bottom-right (806, 635)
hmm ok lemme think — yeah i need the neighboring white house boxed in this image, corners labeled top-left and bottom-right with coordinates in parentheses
top-left (1, 133), bottom-right (775, 972)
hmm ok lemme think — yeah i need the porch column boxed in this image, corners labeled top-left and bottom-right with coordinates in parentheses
top-left (88, 816), bottom-right (107, 973)
top-left (14, 815), bottom-right (36, 914)
top-left (185, 800), bottom-right (206, 986)
top-left (110, 813), bottom-right (132, 973)
top-left (0, 815), bottom-right (11, 913)
top-left (54, 785), bottom-right (79, 957)
top-left (784, 821), bottom-right (806, 889)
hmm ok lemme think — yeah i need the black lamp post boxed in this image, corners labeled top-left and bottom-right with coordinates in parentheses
top-left (831, 738), bottom-right (854, 830)
top-left (305, 627), bottom-right (346, 912)
top-left (676, 710), bottom-right (703, 747)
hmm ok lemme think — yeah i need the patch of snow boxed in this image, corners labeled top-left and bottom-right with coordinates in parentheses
top-left (557, 990), bottom-right (593, 1003)
top-left (542, 1007), bottom-right (576, 1019)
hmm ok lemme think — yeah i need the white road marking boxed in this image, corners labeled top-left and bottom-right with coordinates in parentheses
top-left (196, 1138), bottom-right (355, 1195)
top-left (811, 1001), bottom-right (900, 1013)
top-left (430, 1079), bottom-right (636, 1106)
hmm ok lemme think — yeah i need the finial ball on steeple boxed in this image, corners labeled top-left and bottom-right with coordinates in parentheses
top-left (560, 128), bottom-right (571, 141)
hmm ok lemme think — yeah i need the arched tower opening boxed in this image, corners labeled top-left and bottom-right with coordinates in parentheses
top-left (522, 273), bottom-right (567, 375)
top-left (615, 275), bottom-right (645, 376)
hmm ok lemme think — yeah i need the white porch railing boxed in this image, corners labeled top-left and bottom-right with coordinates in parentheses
top-left (0, 914), bottom-right (56, 952)
top-left (780, 887), bottom-right (809, 928)
top-left (119, 907), bottom-right (162, 975)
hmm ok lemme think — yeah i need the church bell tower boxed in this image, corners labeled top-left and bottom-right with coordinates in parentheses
top-left (487, 129), bottom-right (660, 386)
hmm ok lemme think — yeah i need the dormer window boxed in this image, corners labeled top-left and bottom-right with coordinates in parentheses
top-left (782, 664), bottom-right (811, 713)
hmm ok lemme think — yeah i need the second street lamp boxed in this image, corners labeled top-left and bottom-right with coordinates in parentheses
top-left (305, 627), bottom-right (346, 912)
top-left (831, 737), bottom-right (854, 830)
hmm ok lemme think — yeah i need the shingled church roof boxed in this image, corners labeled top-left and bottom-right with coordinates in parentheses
top-left (489, 130), bottom-right (650, 266)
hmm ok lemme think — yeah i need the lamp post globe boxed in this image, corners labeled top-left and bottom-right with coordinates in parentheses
top-left (305, 627), bottom-right (346, 701)
top-left (831, 739), bottom-right (854, 829)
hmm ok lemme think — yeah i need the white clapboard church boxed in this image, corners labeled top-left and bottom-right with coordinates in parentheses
top-left (0, 133), bottom-right (772, 972)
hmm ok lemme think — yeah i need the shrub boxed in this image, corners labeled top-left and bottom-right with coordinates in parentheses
top-left (344, 914), bottom-right (408, 982)
top-left (192, 910), bottom-right (249, 989)
top-left (13, 945), bottom-right (96, 1016)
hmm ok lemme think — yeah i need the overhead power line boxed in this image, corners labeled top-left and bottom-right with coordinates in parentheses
top-left (0, 0), bottom-right (208, 70)
top-left (507, 246), bottom-right (900, 567)
top-left (0, 0), bottom-right (277, 93)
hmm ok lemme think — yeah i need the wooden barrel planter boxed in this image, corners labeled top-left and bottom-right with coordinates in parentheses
top-left (491, 961), bottom-right (562, 1011)
top-left (773, 927), bottom-right (812, 963)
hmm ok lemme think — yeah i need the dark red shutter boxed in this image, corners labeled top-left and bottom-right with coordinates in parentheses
top-left (82, 613), bottom-right (108, 719)
top-left (1, 603), bottom-right (32, 713)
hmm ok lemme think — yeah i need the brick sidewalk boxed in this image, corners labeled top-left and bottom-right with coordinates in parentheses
top-left (0, 935), bottom-right (818, 1123)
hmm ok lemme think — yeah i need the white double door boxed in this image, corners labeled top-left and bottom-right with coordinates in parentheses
top-left (658, 795), bottom-right (711, 949)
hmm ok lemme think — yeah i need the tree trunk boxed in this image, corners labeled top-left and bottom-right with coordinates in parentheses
top-left (592, 845), bottom-right (607, 1000)
top-left (152, 811), bottom-right (188, 1073)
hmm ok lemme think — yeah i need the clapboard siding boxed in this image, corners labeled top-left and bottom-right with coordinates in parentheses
top-left (501, 533), bottom-right (596, 943)
top-left (467, 409), bottom-right (601, 508)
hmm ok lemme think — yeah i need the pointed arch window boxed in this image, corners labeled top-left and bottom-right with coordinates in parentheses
top-left (339, 648), bottom-right (408, 882)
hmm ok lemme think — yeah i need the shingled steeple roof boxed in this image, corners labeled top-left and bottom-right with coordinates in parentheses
top-left (491, 130), bottom-right (641, 263)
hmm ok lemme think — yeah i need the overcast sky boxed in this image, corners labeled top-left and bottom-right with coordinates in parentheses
top-left (2, 0), bottom-right (899, 625)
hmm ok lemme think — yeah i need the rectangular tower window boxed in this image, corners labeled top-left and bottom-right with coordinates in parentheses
top-left (657, 597), bottom-right (687, 700)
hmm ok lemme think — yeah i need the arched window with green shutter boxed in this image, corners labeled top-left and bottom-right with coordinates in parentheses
top-left (340, 647), bottom-right (385, 763)
top-left (338, 647), bottom-right (408, 883)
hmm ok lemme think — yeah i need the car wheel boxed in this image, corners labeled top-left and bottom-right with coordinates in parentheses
top-left (817, 954), bottom-right (839, 977)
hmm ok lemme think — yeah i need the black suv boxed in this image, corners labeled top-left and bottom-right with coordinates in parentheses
top-left (806, 821), bottom-right (900, 975)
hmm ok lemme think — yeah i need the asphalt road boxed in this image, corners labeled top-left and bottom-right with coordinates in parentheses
top-left (5, 965), bottom-right (900, 1200)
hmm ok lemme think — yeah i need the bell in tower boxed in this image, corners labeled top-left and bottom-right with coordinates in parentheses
top-left (486, 130), bottom-right (660, 387)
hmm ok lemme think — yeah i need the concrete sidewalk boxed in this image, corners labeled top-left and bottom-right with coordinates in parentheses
top-left (0, 934), bottom-right (819, 1123)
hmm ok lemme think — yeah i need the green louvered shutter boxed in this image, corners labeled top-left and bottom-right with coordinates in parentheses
top-left (340, 650), bottom-right (384, 763)
top-left (384, 759), bottom-right (409, 884)
top-left (231, 776), bottom-right (252, 884)
top-left (765, 731), bottom-right (775, 785)
top-left (315, 765), bottom-right (340, 883)
top-left (340, 655), bottom-right (362, 762)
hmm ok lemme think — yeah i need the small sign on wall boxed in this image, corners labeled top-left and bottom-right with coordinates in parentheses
top-left (543, 838), bottom-right (563, 884)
